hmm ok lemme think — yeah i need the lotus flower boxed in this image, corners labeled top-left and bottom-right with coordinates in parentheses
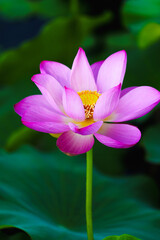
top-left (14, 48), bottom-right (160, 155)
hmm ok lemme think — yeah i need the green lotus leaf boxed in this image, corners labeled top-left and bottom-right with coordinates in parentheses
top-left (0, 0), bottom-right (31, 20)
top-left (6, 130), bottom-right (125, 175)
top-left (0, 83), bottom-right (37, 148)
top-left (0, 0), bottom-right (69, 20)
top-left (142, 124), bottom-right (160, 164)
top-left (0, 13), bottom-right (111, 86)
top-left (138, 23), bottom-right (160, 48)
top-left (122, 0), bottom-right (160, 32)
top-left (93, 139), bottom-right (125, 176)
top-left (0, 226), bottom-right (31, 240)
top-left (5, 127), bottom-right (39, 152)
top-left (103, 234), bottom-right (140, 240)
top-left (0, 146), bottom-right (160, 240)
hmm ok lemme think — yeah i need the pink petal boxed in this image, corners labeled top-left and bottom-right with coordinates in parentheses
top-left (40, 61), bottom-right (70, 87)
top-left (22, 121), bottom-right (69, 133)
top-left (31, 73), bottom-right (64, 112)
top-left (70, 48), bottom-right (97, 92)
top-left (57, 131), bottom-right (94, 155)
top-left (63, 87), bottom-right (85, 121)
top-left (109, 86), bottom-right (160, 122)
top-left (69, 121), bottom-right (103, 135)
top-left (91, 60), bottom-right (104, 82)
top-left (97, 50), bottom-right (127, 92)
top-left (21, 105), bottom-right (68, 123)
top-left (14, 95), bottom-right (54, 117)
top-left (93, 84), bottom-right (121, 121)
top-left (94, 123), bottom-right (141, 148)
top-left (120, 86), bottom-right (137, 97)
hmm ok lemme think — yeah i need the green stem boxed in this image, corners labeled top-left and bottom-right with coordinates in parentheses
top-left (86, 148), bottom-right (94, 240)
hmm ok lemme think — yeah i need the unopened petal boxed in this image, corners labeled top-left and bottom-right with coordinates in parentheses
top-left (57, 131), bottom-right (94, 155)
top-left (70, 48), bottom-right (97, 92)
top-left (94, 123), bottom-right (141, 148)
top-left (97, 50), bottom-right (127, 92)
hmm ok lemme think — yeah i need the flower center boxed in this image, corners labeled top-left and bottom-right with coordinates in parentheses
top-left (78, 90), bottom-right (101, 119)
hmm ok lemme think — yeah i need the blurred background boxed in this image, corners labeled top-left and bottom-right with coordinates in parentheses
top-left (1, 0), bottom-right (160, 178)
top-left (0, 0), bottom-right (160, 239)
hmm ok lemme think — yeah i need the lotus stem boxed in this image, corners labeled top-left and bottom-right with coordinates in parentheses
top-left (86, 148), bottom-right (94, 240)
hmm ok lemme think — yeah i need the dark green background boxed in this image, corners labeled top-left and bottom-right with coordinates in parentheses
top-left (0, 0), bottom-right (160, 239)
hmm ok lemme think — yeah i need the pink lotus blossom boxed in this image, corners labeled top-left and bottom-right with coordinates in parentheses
top-left (14, 48), bottom-right (160, 155)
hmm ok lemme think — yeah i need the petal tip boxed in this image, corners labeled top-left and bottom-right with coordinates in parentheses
top-left (13, 103), bottom-right (18, 113)
top-left (40, 60), bottom-right (46, 66)
top-left (78, 47), bottom-right (85, 52)
top-left (114, 50), bottom-right (127, 60)
top-left (13, 103), bottom-right (16, 109)
top-left (31, 74), bottom-right (38, 83)
top-left (119, 49), bottom-right (127, 55)
top-left (21, 120), bottom-right (27, 126)
top-left (31, 73), bottom-right (46, 84)
top-left (40, 60), bottom-right (47, 72)
top-left (135, 127), bottom-right (142, 144)
top-left (14, 102), bottom-right (23, 117)
top-left (127, 125), bottom-right (141, 147)
top-left (76, 47), bottom-right (86, 59)
top-left (117, 82), bottom-right (122, 89)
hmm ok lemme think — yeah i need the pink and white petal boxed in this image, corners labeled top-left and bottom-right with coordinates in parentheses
top-left (70, 48), bottom-right (97, 92)
top-left (69, 121), bottom-right (103, 135)
top-left (14, 95), bottom-right (54, 117)
top-left (22, 105), bottom-right (68, 123)
top-left (91, 60), bottom-right (104, 82)
top-left (97, 50), bottom-right (127, 92)
top-left (63, 87), bottom-right (85, 121)
top-left (109, 86), bottom-right (160, 122)
top-left (40, 61), bottom-right (71, 88)
top-left (31, 73), bottom-right (64, 112)
top-left (94, 123), bottom-right (141, 148)
top-left (57, 131), bottom-right (94, 155)
top-left (22, 121), bottom-right (69, 133)
top-left (93, 84), bottom-right (121, 121)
